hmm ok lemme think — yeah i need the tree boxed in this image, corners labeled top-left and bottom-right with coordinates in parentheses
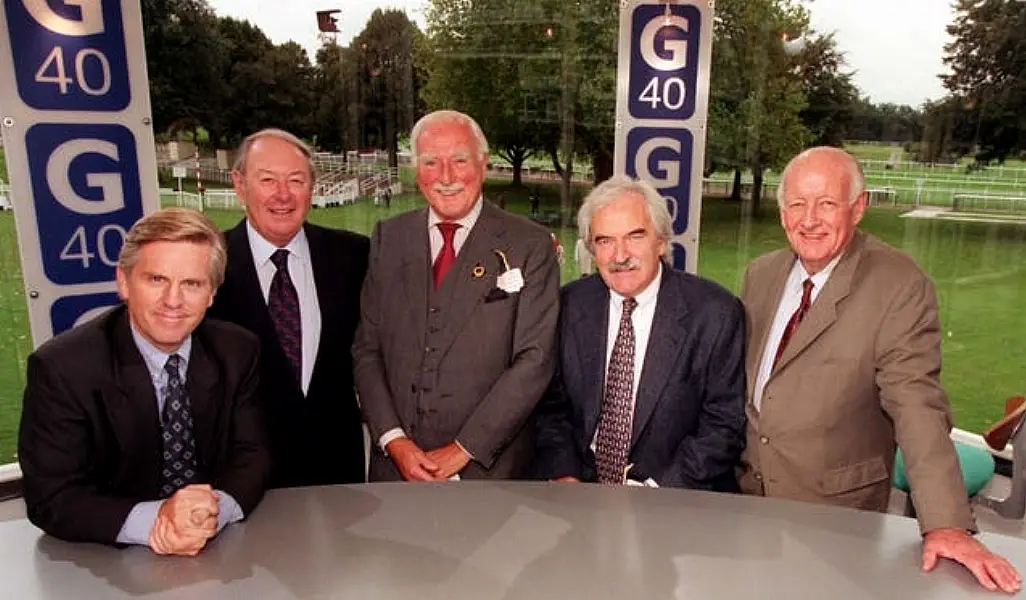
top-left (141, 0), bottom-right (223, 138)
top-left (216, 20), bottom-right (319, 145)
top-left (794, 33), bottom-right (858, 147)
top-left (423, 0), bottom-right (617, 214)
top-left (312, 43), bottom-right (349, 153)
top-left (351, 9), bottom-right (424, 167)
top-left (848, 99), bottom-right (924, 144)
top-left (942, 0), bottom-right (1026, 162)
top-left (707, 0), bottom-right (809, 216)
top-left (211, 17), bottom-right (275, 145)
top-left (422, 0), bottom-right (558, 187)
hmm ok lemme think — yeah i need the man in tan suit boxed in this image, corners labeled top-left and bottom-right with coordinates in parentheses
top-left (740, 147), bottom-right (1020, 593)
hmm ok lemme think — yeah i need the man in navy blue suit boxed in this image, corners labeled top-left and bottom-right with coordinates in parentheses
top-left (533, 176), bottom-right (746, 490)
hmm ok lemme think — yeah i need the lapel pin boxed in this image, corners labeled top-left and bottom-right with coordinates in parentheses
top-left (472, 264), bottom-right (486, 278)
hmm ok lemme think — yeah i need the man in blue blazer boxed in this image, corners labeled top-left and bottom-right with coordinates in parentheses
top-left (533, 176), bottom-right (746, 490)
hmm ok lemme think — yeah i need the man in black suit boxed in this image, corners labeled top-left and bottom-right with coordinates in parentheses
top-left (208, 129), bottom-right (368, 487)
top-left (532, 176), bottom-right (746, 489)
top-left (19, 208), bottom-right (271, 554)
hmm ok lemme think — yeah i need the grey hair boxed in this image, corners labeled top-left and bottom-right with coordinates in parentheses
top-left (577, 175), bottom-right (673, 254)
top-left (233, 128), bottom-right (316, 184)
top-left (410, 110), bottom-right (489, 164)
top-left (776, 146), bottom-right (866, 208)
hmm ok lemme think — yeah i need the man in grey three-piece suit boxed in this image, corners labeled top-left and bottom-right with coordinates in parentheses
top-left (353, 110), bottom-right (560, 481)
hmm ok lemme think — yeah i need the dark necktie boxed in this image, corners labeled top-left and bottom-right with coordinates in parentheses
top-left (269, 248), bottom-right (302, 385)
top-left (773, 278), bottom-right (814, 369)
top-left (160, 354), bottom-right (198, 498)
top-left (433, 222), bottom-right (461, 289)
top-left (595, 297), bottom-right (638, 485)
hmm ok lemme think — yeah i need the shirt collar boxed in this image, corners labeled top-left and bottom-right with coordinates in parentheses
top-left (427, 196), bottom-right (484, 232)
top-left (793, 252), bottom-right (843, 291)
top-left (246, 220), bottom-right (310, 267)
top-left (610, 261), bottom-right (663, 310)
top-left (129, 320), bottom-right (192, 383)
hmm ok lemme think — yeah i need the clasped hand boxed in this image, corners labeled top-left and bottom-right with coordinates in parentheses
top-left (148, 484), bottom-right (220, 556)
top-left (386, 438), bottom-right (471, 481)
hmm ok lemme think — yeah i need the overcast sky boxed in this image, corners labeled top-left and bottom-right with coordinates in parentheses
top-left (207, 0), bottom-right (956, 107)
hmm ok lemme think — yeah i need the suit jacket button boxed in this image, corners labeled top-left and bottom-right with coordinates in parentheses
top-left (760, 436), bottom-right (769, 444)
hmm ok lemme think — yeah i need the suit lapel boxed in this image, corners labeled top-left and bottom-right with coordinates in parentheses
top-left (225, 222), bottom-right (278, 342)
top-left (108, 310), bottom-right (161, 459)
top-left (631, 270), bottom-right (686, 444)
top-left (435, 203), bottom-right (506, 356)
top-left (772, 232), bottom-right (865, 374)
top-left (746, 252), bottom-right (793, 390)
top-left (576, 280), bottom-right (611, 443)
top-left (185, 327), bottom-right (221, 460)
top-left (401, 209), bottom-right (431, 347)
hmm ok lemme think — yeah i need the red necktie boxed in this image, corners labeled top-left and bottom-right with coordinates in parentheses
top-left (433, 222), bottom-right (461, 289)
top-left (773, 278), bottom-right (814, 369)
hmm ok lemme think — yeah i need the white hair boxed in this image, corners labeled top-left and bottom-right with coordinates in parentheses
top-left (776, 146), bottom-right (866, 208)
top-left (409, 110), bottom-right (489, 164)
top-left (577, 175), bottom-right (673, 254)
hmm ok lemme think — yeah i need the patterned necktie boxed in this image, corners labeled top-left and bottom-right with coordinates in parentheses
top-left (773, 278), bottom-right (814, 369)
top-left (160, 354), bottom-right (198, 498)
top-left (268, 248), bottom-right (302, 384)
top-left (595, 297), bottom-right (638, 485)
top-left (433, 222), bottom-right (461, 289)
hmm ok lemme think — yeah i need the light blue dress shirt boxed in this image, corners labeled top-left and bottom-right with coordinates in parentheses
top-left (115, 325), bottom-right (244, 546)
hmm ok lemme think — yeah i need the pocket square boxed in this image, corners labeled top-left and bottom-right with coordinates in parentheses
top-left (484, 287), bottom-right (510, 303)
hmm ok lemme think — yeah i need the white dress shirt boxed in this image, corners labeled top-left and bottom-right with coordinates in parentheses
top-left (590, 263), bottom-right (663, 451)
top-left (377, 196), bottom-right (484, 456)
top-left (246, 221), bottom-right (321, 395)
top-left (752, 254), bottom-right (843, 411)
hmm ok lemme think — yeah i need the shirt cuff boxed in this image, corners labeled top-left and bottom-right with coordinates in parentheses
top-left (379, 428), bottom-right (407, 454)
top-left (215, 491), bottom-right (244, 532)
top-left (625, 478), bottom-right (660, 488)
top-left (116, 500), bottom-right (162, 546)
top-left (453, 439), bottom-right (474, 460)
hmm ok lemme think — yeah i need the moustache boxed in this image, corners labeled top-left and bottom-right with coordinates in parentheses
top-left (607, 258), bottom-right (641, 272)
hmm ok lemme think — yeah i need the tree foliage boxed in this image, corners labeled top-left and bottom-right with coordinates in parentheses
top-left (141, 2), bottom-right (422, 156)
top-left (707, 0), bottom-right (810, 215)
top-left (940, 0), bottom-right (1026, 162)
top-left (142, 0), bottom-right (222, 136)
top-left (351, 9), bottom-right (424, 167)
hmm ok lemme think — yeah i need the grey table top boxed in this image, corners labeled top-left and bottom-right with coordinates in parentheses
top-left (2, 482), bottom-right (1024, 599)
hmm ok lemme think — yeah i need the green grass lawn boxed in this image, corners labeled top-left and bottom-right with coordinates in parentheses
top-left (1, 172), bottom-right (1025, 462)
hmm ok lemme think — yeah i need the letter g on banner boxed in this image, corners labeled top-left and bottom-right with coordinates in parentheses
top-left (639, 13), bottom-right (688, 71)
top-left (22, 0), bottom-right (105, 36)
top-left (626, 127), bottom-right (693, 236)
top-left (46, 138), bottom-right (125, 215)
top-left (25, 123), bottom-right (143, 285)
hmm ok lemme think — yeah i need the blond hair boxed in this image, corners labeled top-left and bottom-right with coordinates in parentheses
top-left (117, 207), bottom-right (227, 289)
